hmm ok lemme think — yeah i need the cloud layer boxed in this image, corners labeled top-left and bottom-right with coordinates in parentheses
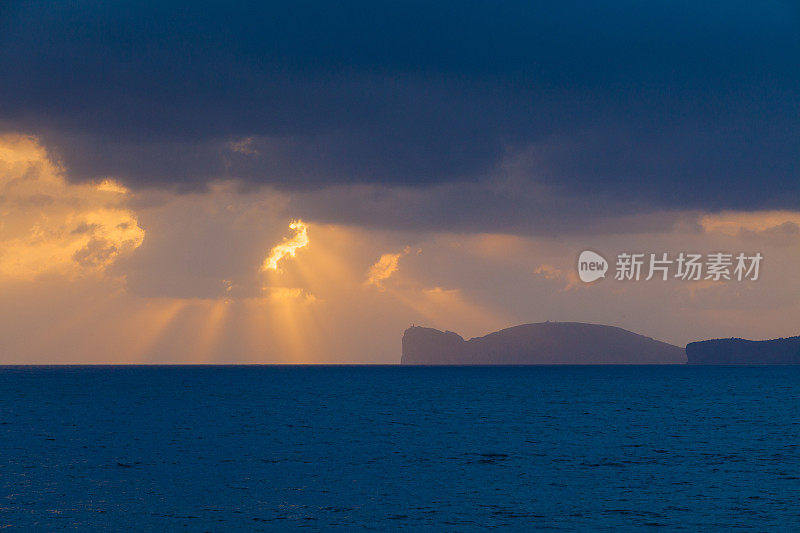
top-left (0, 134), bottom-right (143, 279)
top-left (1, 4), bottom-right (798, 363)
top-left (1, 1), bottom-right (798, 230)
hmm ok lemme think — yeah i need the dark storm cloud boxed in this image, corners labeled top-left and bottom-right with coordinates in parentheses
top-left (1, 1), bottom-right (798, 211)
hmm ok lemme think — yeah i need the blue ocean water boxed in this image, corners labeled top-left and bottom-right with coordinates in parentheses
top-left (1, 366), bottom-right (799, 531)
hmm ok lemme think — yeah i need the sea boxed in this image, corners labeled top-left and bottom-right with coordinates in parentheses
top-left (1, 365), bottom-right (799, 531)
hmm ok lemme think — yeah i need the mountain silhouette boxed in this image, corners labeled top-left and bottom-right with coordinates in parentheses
top-left (401, 322), bottom-right (686, 364)
top-left (686, 337), bottom-right (800, 364)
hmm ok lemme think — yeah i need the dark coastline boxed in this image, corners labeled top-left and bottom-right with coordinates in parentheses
top-left (686, 337), bottom-right (800, 365)
top-left (403, 323), bottom-right (800, 365)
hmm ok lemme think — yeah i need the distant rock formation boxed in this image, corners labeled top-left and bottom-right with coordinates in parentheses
top-left (686, 337), bottom-right (800, 364)
top-left (401, 322), bottom-right (686, 364)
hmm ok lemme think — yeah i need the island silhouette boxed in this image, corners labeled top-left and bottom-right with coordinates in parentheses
top-left (402, 322), bottom-right (686, 364)
top-left (686, 337), bottom-right (800, 364)
top-left (402, 323), bottom-right (800, 364)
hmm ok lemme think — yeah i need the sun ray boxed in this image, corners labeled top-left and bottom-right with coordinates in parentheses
top-left (382, 284), bottom-right (509, 338)
top-left (126, 299), bottom-right (189, 362)
top-left (191, 299), bottom-right (232, 363)
top-left (265, 289), bottom-right (316, 363)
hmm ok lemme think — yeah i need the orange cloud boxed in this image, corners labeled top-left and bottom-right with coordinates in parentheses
top-left (0, 134), bottom-right (144, 279)
top-left (700, 211), bottom-right (800, 236)
top-left (534, 263), bottom-right (561, 280)
top-left (261, 220), bottom-right (309, 271)
top-left (366, 246), bottom-right (410, 288)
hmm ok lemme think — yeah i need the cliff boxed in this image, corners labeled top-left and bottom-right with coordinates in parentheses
top-left (401, 322), bottom-right (686, 364)
top-left (686, 337), bottom-right (800, 364)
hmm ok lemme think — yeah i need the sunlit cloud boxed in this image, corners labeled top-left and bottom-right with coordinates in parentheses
top-left (700, 211), bottom-right (800, 236)
top-left (533, 263), bottom-right (583, 292)
top-left (534, 264), bottom-right (561, 280)
top-left (1, 132), bottom-right (798, 363)
top-left (0, 134), bottom-right (144, 279)
top-left (366, 246), bottom-right (410, 289)
top-left (262, 286), bottom-right (317, 304)
top-left (261, 220), bottom-right (309, 272)
top-left (95, 179), bottom-right (130, 194)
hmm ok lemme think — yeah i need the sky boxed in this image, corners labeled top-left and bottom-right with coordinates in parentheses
top-left (0, 1), bottom-right (798, 363)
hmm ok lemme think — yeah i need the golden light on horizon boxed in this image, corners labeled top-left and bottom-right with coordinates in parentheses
top-left (382, 283), bottom-right (511, 339)
top-left (257, 224), bottom-right (360, 362)
top-left (191, 299), bottom-right (232, 363)
top-left (0, 136), bottom-right (520, 363)
top-left (261, 220), bottom-right (309, 272)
